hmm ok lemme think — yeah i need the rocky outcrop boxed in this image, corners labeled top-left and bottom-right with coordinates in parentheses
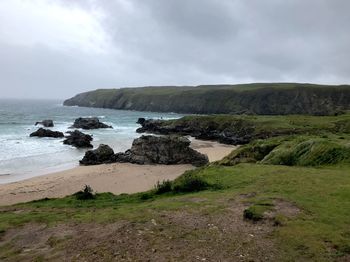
top-left (35, 120), bottom-right (54, 127)
top-left (80, 144), bottom-right (115, 165)
top-left (136, 118), bottom-right (146, 125)
top-left (79, 135), bottom-right (209, 167)
top-left (71, 117), bottom-right (112, 130)
top-left (136, 119), bottom-right (254, 145)
top-left (30, 128), bottom-right (64, 138)
top-left (115, 135), bottom-right (209, 167)
top-left (63, 130), bottom-right (93, 148)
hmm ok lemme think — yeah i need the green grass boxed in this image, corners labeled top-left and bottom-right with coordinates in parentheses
top-left (243, 203), bottom-right (273, 221)
top-left (164, 113), bottom-right (350, 135)
top-left (220, 134), bottom-right (350, 167)
top-left (1, 163), bottom-right (350, 260)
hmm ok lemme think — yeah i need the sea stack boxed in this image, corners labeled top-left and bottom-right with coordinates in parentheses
top-left (71, 117), bottom-right (112, 130)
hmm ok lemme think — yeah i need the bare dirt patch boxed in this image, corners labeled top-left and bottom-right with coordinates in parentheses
top-left (0, 197), bottom-right (297, 261)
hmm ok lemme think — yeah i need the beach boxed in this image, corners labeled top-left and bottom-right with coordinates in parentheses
top-left (0, 139), bottom-right (236, 206)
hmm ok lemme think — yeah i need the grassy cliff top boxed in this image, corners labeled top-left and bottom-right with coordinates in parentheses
top-left (64, 83), bottom-right (350, 115)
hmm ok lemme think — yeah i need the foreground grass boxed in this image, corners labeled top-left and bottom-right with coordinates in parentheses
top-left (0, 164), bottom-right (349, 261)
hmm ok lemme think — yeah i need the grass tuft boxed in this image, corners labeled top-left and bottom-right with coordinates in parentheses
top-left (74, 185), bottom-right (95, 200)
top-left (172, 173), bottom-right (211, 193)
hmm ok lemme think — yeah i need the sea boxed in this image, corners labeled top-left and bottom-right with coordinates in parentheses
top-left (0, 99), bottom-right (182, 184)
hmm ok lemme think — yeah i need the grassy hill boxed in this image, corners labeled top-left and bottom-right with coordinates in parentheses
top-left (63, 83), bottom-right (350, 115)
top-left (1, 164), bottom-right (350, 261)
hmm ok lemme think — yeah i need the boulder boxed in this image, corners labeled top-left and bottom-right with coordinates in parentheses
top-left (136, 118), bottom-right (146, 125)
top-left (63, 130), bottom-right (93, 148)
top-left (30, 128), bottom-right (64, 138)
top-left (35, 120), bottom-right (54, 127)
top-left (80, 144), bottom-right (115, 165)
top-left (71, 117), bottom-right (112, 130)
top-left (115, 135), bottom-right (209, 167)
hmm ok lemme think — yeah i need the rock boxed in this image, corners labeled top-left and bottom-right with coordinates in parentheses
top-left (115, 135), bottom-right (209, 167)
top-left (63, 130), bottom-right (93, 148)
top-left (80, 144), bottom-right (115, 165)
top-left (35, 120), bottom-right (54, 127)
top-left (136, 118), bottom-right (146, 125)
top-left (71, 117), bottom-right (112, 130)
top-left (136, 119), bottom-right (254, 145)
top-left (30, 128), bottom-right (64, 138)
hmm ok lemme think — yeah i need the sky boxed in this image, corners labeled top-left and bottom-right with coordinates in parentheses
top-left (0, 0), bottom-right (349, 99)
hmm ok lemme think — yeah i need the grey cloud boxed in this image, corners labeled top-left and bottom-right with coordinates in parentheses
top-left (1, 0), bottom-right (350, 99)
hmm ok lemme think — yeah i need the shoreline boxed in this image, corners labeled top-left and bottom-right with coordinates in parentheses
top-left (0, 139), bottom-right (236, 206)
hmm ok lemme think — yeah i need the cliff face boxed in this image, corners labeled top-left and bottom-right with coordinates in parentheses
top-left (63, 83), bottom-right (350, 115)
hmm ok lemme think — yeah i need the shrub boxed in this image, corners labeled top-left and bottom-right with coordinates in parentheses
top-left (172, 173), bottom-right (210, 193)
top-left (74, 185), bottom-right (95, 200)
top-left (154, 180), bottom-right (172, 194)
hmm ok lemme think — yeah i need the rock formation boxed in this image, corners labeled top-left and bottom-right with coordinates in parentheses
top-left (71, 117), bottom-right (112, 130)
top-left (80, 135), bottom-right (208, 167)
top-left (30, 128), bottom-right (64, 138)
top-left (35, 120), bottom-right (54, 127)
top-left (136, 118), bottom-right (254, 145)
top-left (115, 135), bottom-right (209, 167)
top-left (80, 144), bottom-right (115, 165)
top-left (63, 130), bottom-right (93, 148)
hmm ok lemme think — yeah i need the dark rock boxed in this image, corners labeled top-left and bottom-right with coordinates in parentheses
top-left (136, 119), bottom-right (253, 145)
top-left (71, 117), bottom-right (112, 130)
top-left (63, 130), bottom-right (93, 148)
top-left (80, 144), bottom-right (115, 165)
top-left (35, 120), bottom-right (54, 127)
top-left (115, 135), bottom-right (209, 167)
top-left (136, 118), bottom-right (146, 125)
top-left (30, 128), bottom-right (64, 138)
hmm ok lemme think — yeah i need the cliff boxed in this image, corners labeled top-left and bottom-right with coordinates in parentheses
top-left (63, 83), bottom-right (350, 115)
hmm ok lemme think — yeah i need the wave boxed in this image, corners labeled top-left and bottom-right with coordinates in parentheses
top-left (0, 122), bottom-right (24, 125)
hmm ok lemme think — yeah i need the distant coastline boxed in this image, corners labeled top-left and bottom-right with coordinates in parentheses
top-left (63, 83), bottom-right (350, 115)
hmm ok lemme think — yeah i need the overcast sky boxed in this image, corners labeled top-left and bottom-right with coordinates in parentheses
top-left (0, 0), bottom-right (349, 99)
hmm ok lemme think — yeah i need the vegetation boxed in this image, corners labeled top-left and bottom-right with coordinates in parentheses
top-left (1, 164), bottom-right (350, 260)
top-left (154, 172), bottom-right (218, 194)
top-left (140, 112), bottom-right (350, 146)
top-left (219, 134), bottom-right (350, 167)
top-left (63, 83), bottom-right (350, 115)
top-left (156, 112), bottom-right (350, 134)
top-left (74, 185), bottom-right (95, 200)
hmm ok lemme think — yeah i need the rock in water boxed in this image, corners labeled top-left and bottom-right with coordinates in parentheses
top-left (116, 135), bottom-right (209, 167)
top-left (80, 144), bottom-right (115, 165)
top-left (63, 130), bottom-right (93, 148)
top-left (30, 128), bottom-right (64, 138)
top-left (136, 118), bottom-right (146, 125)
top-left (71, 117), bottom-right (112, 130)
top-left (35, 120), bottom-right (54, 127)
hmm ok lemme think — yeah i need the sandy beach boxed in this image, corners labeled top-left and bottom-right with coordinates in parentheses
top-left (0, 139), bottom-right (236, 206)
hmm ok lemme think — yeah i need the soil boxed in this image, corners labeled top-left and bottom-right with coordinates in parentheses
top-left (0, 195), bottom-right (301, 261)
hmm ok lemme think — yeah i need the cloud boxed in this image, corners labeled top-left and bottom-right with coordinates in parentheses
top-left (0, 0), bottom-right (349, 99)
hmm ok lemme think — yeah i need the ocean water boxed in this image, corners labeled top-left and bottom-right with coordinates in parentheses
top-left (0, 99), bottom-right (182, 184)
